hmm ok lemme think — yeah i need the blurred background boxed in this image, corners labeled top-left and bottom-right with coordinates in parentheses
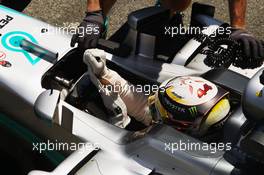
top-left (24, 0), bottom-right (264, 39)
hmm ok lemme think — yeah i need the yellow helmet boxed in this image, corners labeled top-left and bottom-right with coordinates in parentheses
top-left (153, 76), bottom-right (230, 136)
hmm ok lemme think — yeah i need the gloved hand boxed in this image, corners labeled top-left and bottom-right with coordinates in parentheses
top-left (84, 49), bottom-right (153, 126)
top-left (83, 48), bottom-right (108, 77)
top-left (231, 29), bottom-right (264, 60)
top-left (71, 10), bottom-right (104, 50)
top-left (84, 49), bottom-right (130, 128)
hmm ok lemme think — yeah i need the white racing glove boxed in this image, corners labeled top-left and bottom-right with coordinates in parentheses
top-left (84, 49), bottom-right (130, 128)
top-left (84, 49), bottom-right (153, 126)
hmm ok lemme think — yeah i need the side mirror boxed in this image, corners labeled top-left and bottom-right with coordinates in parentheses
top-left (1, 0), bottom-right (31, 12)
top-left (34, 90), bottom-right (60, 122)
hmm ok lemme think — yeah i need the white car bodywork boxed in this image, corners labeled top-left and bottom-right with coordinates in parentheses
top-left (0, 5), bottom-right (262, 175)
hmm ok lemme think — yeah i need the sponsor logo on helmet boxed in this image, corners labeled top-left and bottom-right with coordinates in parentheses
top-left (164, 97), bottom-right (186, 113)
top-left (165, 76), bottom-right (218, 106)
top-left (188, 106), bottom-right (198, 117)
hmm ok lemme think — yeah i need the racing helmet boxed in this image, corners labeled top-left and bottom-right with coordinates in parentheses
top-left (154, 76), bottom-right (230, 136)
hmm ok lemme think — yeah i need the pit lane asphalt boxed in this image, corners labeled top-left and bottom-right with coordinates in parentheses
top-left (24, 0), bottom-right (264, 39)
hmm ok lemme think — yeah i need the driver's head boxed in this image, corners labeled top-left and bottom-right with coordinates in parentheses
top-left (154, 76), bottom-right (230, 136)
top-left (161, 0), bottom-right (192, 12)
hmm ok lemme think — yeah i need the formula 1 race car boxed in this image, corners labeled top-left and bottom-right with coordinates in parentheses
top-left (0, 2), bottom-right (264, 175)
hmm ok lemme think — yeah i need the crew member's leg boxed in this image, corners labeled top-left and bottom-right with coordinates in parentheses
top-left (161, 0), bottom-right (192, 13)
top-left (100, 0), bottom-right (117, 15)
top-left (87, 0), bottom-right (116, 15)
top-left (228, 0), bottom-right (246, 29)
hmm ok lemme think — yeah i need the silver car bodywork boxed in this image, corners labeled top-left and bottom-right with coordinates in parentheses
top-left (0, 5), bottom-right (263, 175)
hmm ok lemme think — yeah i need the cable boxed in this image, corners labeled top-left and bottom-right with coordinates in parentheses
top-left (204, 37), bottom-right (235, 68)
top-left (203, 36), bottom-right (264, 69)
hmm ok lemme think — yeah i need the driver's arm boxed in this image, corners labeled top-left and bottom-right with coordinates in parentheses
top-left (228, 0), bottom-right (247, 29)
